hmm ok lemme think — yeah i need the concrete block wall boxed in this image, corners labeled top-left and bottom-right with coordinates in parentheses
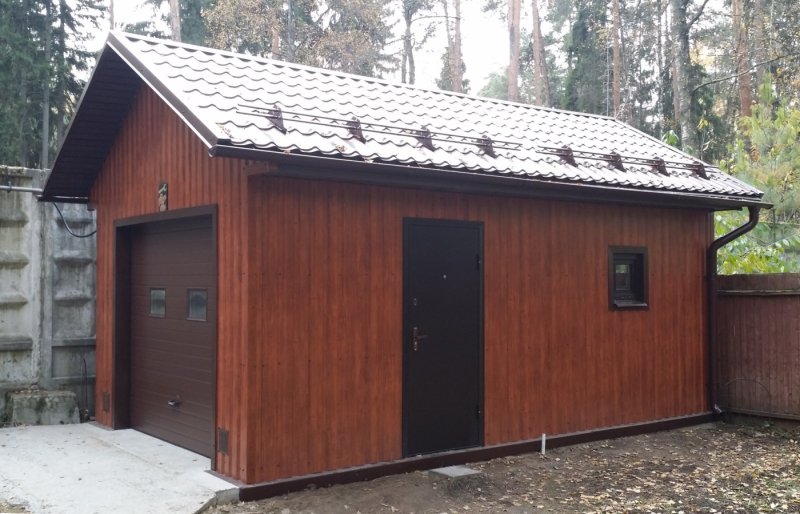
top-left (0, 166), bottom-right (96, 420)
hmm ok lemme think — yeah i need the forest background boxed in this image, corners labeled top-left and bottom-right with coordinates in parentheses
top-left (2, 0), bottom-right (799, 272)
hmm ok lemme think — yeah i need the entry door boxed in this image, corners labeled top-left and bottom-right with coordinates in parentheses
top-left (129, 215), bottom-right (215, 457)
top-left (403, 218), bottom-right (483, 456)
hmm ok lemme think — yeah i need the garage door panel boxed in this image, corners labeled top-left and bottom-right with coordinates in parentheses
top-left (132, 417), bottom-right (212, 456)
top-left (131, 389), bottom-right (213, 421)
top-left (131, 318), bottom-right (215, 340)
top-left (129, 340), bottom-right (213, 367)
top-left (130, 265), bottom-right (214, 279)
top-left (130, 360), bottom-right (214, 387)
top-left (129, 215), bottom-right (215, 457)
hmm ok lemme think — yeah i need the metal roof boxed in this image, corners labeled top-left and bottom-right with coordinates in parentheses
top-left (42, 32), bottom-right (764, 208)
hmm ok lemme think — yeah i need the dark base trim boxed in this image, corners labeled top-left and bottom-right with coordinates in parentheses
top-left (239, 412), bottom-right (712, 502)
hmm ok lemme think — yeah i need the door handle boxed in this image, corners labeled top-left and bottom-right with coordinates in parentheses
top-left (412, 326), bottom-right (429, 352)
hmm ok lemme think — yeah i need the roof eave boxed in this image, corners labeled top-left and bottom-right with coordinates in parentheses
top-left (210, 145), bottom-right (768, 211)
top-left (41, 32), bottom-right (232, 202)
top-left (105, 32), bottom-right (229, 149)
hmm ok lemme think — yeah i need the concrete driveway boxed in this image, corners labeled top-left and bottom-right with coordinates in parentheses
top-left (0, 423), bottom-right (237, 514)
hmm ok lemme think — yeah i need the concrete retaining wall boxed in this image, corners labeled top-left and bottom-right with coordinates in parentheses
top-left (0, 166), bottom-right (96, 420)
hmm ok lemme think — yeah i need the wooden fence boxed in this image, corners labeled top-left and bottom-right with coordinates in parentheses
top-left (717, 274), bottom-right (800, 420)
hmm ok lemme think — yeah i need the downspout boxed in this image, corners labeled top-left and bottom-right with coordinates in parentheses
top-left (707, 205), bottom-right (761, 416)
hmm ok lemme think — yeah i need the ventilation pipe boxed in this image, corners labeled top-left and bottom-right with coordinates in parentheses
top-left (707, 205), bottom-right (761, 415)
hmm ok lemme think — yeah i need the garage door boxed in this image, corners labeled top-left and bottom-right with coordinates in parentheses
top-left (129, 216), bottom-right (215, 457)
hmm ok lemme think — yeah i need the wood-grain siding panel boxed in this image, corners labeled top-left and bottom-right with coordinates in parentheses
top-left (90, 87), bottom-right (249, 481)
top-left (717, 274), bottom-right (800, 418)
top-left (247, 177), bottom-right (711, 483)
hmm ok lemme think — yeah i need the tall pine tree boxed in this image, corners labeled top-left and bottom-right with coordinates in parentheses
top-left (0, 0), bottom-right (103, 168)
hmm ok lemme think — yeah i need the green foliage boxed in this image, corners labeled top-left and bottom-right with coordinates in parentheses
top-left (715, 211), bottom-right (800, 273)
top-left (478, 71), bottom-right (507, 100)
top-left (717, 74), bottom-right (800, 273)
top-left (435, 46), bottom-right (469, 93)
top-left (560, 0), bottom-right (608, 114)
top-left (724, 75), bottom-right (800, 223)
top-left (181, 0), bottom-right (215, 44)
top-left (662, 129), bottom-right (679, 147)
top-left (204, 0), bottom-right (394, 77)
top-left (0, 0), bottom-right (104, 168)
top-left (135, 0), bottom-right (217, 44)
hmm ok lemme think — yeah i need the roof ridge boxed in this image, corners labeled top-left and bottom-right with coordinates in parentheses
top-left (113, 31), bottom-right (618, 123)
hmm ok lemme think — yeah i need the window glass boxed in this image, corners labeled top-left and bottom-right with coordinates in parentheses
top-left (150, 288), bottom-right (166, 317)
top-left (187, 289), bottom-right (207, 321)
top-left (614, 263), bottom-right (631, 290)
top-left (609, 247), bottom-right (648, 309)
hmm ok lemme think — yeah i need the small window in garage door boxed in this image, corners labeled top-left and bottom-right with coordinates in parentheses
top-left (149, 288), bottom-right (166, 317)
top-left (187, 289), bottom-right (208, 321)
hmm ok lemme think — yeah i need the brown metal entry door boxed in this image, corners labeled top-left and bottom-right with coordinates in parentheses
top-left (129, 216), bottom-right (215, 457)
top-left (403, 218), bottom-right (484, 457)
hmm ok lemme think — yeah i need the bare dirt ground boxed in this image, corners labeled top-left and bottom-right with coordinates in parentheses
top-left (209, 421), bottom-right (800, 514)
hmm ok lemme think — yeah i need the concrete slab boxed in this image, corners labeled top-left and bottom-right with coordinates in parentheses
top-left (8, 390), bottom-right (80, 426)
top-left (430, 465), bottom-right (481, 478)
top-left (0, 423), bottom-right (237, 514)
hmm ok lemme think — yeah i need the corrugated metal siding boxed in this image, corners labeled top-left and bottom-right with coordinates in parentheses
top-left (717, 274), bottom-right (800, 419)
top-left (91, 84), bottom-right (713, 485)
top-left (246, 177), bottom-right (711, 483)
top-left (91, 86), bottom-right (250, 480)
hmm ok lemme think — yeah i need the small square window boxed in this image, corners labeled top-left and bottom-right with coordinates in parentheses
top-left (187, 289), bottom-right (208, 321)
top-left (149, 288), bottom-right (166, 317)
top-left (609, 247), bottom-right (648, 310)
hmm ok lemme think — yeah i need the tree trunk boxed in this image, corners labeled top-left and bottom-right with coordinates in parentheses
top-left (611, 0), bottom-right (623, 118)
top-left (657, 0), bottom-right (663, 109)
top-left (408, 32), bottom-right (416, 84)
top-left (670, 0), bottom-right (696, 153)
top-left (55, 0), bottom-right (67, 144)
top-left (170, 0), bottom-right (181, 41)
top-left (452, 0), bottom-right (462, 92)
top-left (531, 0), bottom-right (549, 106)
top-left (286, 0), bottom-right (295, 61)
top-left (442, 0), bottom-right (456, 89)
top-left (41, 0), bottom-right (52, 169)
top-left (402, 14), bottom-right (410, 83)
top-left (752, 0), bottom-right (768, 87)
top-left (732, 0), bottom-right (753, 117)
top-left (271, 25), bottom-right (280, 58)
top-left (507, 0), bottom-right (521, 102)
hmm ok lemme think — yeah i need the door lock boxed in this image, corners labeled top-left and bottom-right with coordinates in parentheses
top-left (412, 326), bottom-right (429, 352)
top-left (167, 396), bottom-right (182, 408)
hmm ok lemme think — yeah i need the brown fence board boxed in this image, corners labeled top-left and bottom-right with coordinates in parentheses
top-left (717, 274), bottom-right (800, 419)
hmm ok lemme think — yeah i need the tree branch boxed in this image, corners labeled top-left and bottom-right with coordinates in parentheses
top-left (691, 52), bottom-right (800, 95)
top-left (686, 0), bottom-right (712, 28)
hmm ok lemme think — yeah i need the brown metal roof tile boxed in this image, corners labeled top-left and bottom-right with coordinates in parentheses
top-left (42, 32), bottom-right (765, 207)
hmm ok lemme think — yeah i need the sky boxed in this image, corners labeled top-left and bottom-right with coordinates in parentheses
top-left (99, 1), bottom-right (510, 93)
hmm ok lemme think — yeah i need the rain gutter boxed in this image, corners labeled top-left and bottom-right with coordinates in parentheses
top-left (706, 205), bottom-right (762, 415)
top-left (208, 145), bottom-right (768, 211)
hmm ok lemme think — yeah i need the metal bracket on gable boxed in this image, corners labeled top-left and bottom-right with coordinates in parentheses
top-left (266, 104), bottom-right (287, 134)
top-left (478, 135), bottom-right (496, 157)
top-left (415, 126), bottom-right (435, 150)
top-left (347, 116), bottom-right (366, 143)
top-left (651, 157), bottom-right (669, 176)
